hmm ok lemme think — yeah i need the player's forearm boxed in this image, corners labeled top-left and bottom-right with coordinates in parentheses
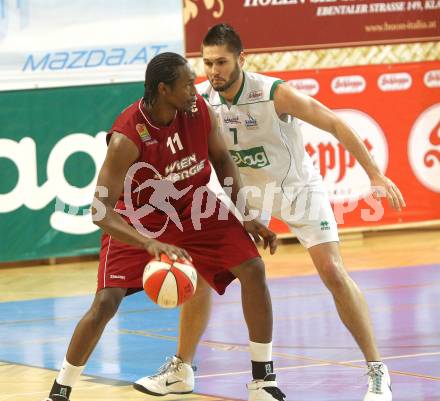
top-left (211, 153), bottom-right (249, 212)
top-left (92, 203), bottom-right (149, 248)
top-left (333, 120), bottom-right (382, 179)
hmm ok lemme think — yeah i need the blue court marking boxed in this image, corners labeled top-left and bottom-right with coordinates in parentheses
top-left (1, 264), bottom-right (439, 400)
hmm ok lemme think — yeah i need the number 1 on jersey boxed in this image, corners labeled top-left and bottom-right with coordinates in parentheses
top-left (229, 128), bottom-right (238, 145)
top-left (166, 132), bottom-right (184, 154)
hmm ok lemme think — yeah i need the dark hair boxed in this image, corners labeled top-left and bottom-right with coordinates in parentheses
top-left (202, 23), bottom-right (243, 55)
top-left (144, 52), bottom-right (187, 106)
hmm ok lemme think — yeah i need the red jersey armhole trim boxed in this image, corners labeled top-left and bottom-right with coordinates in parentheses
top-left (197, 95), bottom-right (212, 136)
top-left (108, 128), bottom-right (142, 160)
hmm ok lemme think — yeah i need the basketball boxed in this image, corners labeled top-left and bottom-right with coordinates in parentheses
top-left (142, 254), bottom-right (197, 308)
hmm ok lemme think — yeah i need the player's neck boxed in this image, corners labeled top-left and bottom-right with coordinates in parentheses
top-left (143, 101), bottom-right (177, 127)
top-left (220, 71), bottom-right (244, 103)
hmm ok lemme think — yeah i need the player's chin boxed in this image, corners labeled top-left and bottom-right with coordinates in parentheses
top-left (181, 103), bottom-right (194, 113)
top-left (211, 83), bottom-right (225, 91)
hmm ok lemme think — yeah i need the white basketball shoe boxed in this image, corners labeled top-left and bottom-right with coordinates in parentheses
top-left (133, 356), bottom-right (194, 396)
top-left (248, 374), bottom-right (286, 401)
top-left (364, 363), bottom-right (392, 401)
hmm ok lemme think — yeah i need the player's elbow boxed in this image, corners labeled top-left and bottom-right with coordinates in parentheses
top-left (329, 117), bottom-right (348, 141)
top-left (210, 150), bottom-right (231, 171)
top-left (91, 198), bottom-right (108, 227)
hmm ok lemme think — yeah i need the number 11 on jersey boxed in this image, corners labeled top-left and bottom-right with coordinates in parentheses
top-left (229, 128), bottom-right (238, 145)
top-left (166, 132), bottom-right (184, 154)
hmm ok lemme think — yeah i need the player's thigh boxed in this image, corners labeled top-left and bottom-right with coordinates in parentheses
top-left (177, 213), bottom-right (260, 295)
top-left (89, 287), bottom-right (127, 319)
top-left (279, 186), bottom-right (339, 249)
top-left (97, 233), bottom-right (153, 294)
top-left (229, 256), bottom-right (266, 283)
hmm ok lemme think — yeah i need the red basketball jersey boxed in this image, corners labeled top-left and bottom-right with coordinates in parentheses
top-left (108, 94), bottom-right (213, 227)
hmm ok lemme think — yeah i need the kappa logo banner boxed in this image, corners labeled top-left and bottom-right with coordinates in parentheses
top-left (262, 60), bottom-right (440, 234)
top-left (0, 0), bottom-right (184, 91)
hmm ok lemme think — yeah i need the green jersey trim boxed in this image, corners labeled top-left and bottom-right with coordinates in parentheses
top-left (219, 72), bottom-right (245, 105)
top-left (233, 72), bottom-right (246, 105)
top-left (270, 79), bottom-right (284, 100)
top-left (234, 99), bottom-right (271, 106)
top-left (219, 93), bottom-right (227, 105)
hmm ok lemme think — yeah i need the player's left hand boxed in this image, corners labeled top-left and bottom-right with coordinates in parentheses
top-left (243, 219), bottom-right (278, 254)
top-left (370, 173), bottom-right (406, 211)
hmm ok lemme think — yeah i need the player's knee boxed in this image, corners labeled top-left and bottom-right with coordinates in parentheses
top-left (234, 258), bottom-right (267, 287)
top-left (88, 290), bottom-right (123, 324)
top-left (193, 276), bottom-right (211, 299)
top-left (318, 260), bottom-right (349, 291)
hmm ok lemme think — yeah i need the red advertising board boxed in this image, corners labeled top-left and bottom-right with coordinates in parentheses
top-left (259, 61), bottom-right (440, 231)
top-left (197, 61), bottom-right (440, 231)
top-left (184, 0), bottom-right (440, 55)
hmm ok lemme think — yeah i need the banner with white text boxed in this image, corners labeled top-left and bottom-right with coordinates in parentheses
top-left (0, 82), bottom-right (143, 262)
top-left (0, 0), bottom-right (184, 91)
top-left (262, 61), bottom-right (440, 233)
top-left (184, 0), bottom-right (440, 55)
top-left (1, 62), bottom-right (439, 262)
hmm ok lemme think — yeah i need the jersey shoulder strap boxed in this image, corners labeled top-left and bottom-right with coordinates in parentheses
top-left (196, 80), bottom-right (223, 106)
top-left (237, 72), bottom-right (284, 105)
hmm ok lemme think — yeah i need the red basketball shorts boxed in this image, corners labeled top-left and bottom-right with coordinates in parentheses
top-left (97, 207), bottom-right (260, 295)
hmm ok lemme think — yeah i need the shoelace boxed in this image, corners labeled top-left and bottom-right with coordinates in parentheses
top-left (366, 364), bottom-right (384, 394)
top-left (264, 386), bottom-right (286, 401)
top-left (151, 357), bottom-right (180, 378)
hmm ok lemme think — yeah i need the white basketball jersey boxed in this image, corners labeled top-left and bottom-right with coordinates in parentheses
top-left (197, 71), bottom-right (321, 211)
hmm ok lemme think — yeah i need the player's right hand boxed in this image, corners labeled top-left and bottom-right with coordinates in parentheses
top-left (370, 173), bottom-right (406, 211)
top-left (143, 239), bottom-right (192, 262)
top-left (243, 219), bottom-right (278, 255)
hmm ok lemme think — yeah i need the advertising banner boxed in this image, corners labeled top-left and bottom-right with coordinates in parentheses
top-left (0, 0), bottom-right (184, 91)
top-left (184, 0), bottom-right (440, 55)
top-left (0, 82), bottom-right (142, 262)
top-left (262, 61), bottom-right (440, 233)
top-left (1, 62), bottom-right (438, 262)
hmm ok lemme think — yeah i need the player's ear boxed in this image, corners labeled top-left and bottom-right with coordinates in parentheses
top-left (238, 51), bottom-right (245, 68)
top-left (157, 82), bottom-right (169, 97)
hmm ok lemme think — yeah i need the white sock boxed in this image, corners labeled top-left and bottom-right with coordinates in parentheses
top-left (56, 357), bottom-right (85, 387)
top-left (249, 341), bottom-right (272, 362)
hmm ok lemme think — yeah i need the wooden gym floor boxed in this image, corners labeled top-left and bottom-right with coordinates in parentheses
top-left (1, 229), bottom-right (439, 400)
